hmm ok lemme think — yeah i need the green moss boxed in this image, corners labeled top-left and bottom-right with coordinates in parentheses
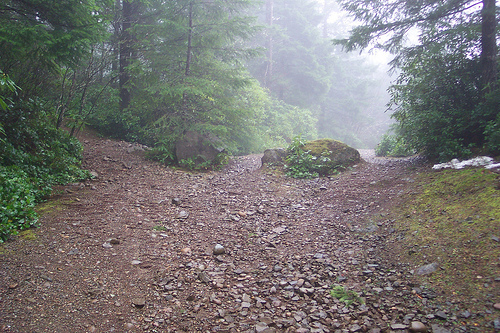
top-left (385, 168), bottom-right (500, 323)
top-left (36, 198), bottom-right (74, 215)
top-left (303, 139), bottom-right (348, 156)
top-left (19, 229), bottom-right (37, 240)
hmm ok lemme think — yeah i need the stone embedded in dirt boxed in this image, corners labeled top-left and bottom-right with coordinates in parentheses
top-left (272, 226), bottom-right (286, 234)
top-left (255, 322), bottom-right (271, 333)
top-left (494, 303), bottom-right (500, 310)
top-left (198, 272), bottom-right (211, 284)
top-left (87, 287), bottom-right (104, 297)
top-left (241, 301), bottom-right (251, 308)
top-left (313, 252), bottom-right (325, 259)
top-left (460, 310), bottom-right (471, 318)
top-left (414, 262), bottom-right (439, 275)
top-left (132, 297), bottom-right (146, 308)
top-left (102, 242), bottom-right (112, 248)
top-left (494, 318), bottom-right (500, 330)
top-left (67, 248), bottom-right (79, 255)
top-left (176, 210), bottom-right (189, 219)
top-left (213, 244), bottom-right (225, 255)
top-left (409, 321), bottom-right (428, 332)
top-left (124, 323), bottom-right (135, 330)
top-left (131, 260), bottom-right (142, 265)
top-left (109, 238), bottom-right (120, 245)
top-left (430, 324), bottom-right (451, 333)
top-left (435, 310), bottom-right (448, 320)
top-left (172, 197), bottom-right (181, 206)
top-left (41, 275), bottom-right (52, 282)
top-left (242, 294), bottom-right (251, 303)
top-left (180, 247), bottom-right (192, 255)
top-left (391, 323), bottom-right (408, 330)
top-left (349, 324), bottom-right (362, 332)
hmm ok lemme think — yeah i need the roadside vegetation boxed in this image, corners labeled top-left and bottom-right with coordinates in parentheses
top-left (378, 167), bottom-right (500, 326)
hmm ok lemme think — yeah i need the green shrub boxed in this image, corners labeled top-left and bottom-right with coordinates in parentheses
top-left (484, 113), bottom-right (500, 156)
top-left (375, 134), bottom-right (414, 157)
top-left (0, 101), bottom-right (90, 240)
top-left (178, 153), bottom-right (229, 171)
top-left (375, 134), bottom-right (397, 157)
top-left (0, 166), bottom-right (39, 242)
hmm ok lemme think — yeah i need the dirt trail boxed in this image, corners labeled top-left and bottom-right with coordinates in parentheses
top-left (0, 132), bottom-right (471, 333)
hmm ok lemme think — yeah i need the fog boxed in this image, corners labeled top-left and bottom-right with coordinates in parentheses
top-left (246, 0), bottom-right (396, 149)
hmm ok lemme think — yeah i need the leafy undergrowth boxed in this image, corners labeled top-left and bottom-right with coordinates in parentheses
top-left (387, 168), bottom-right (500, 324)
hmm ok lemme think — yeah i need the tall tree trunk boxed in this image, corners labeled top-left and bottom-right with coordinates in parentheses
top-left (182, 1), bottom-right (195, 117)
top-left (264, 0), bottom-right (273, 88)
top-left (185, 1), bottom-right (194, 76)
top-left (119, 0), bottom-right (134, 111)
top-left (480, 0), bottom-right (497, 93)
top-left (111, 0), bottom-right (121, 76)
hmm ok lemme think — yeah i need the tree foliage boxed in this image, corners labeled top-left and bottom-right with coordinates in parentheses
top-left (247, 0), bottom-right (391, 148)
top-left (0, 0), bottom-right (107, 240)
top-left (336, 0), bottom-right (499, 160)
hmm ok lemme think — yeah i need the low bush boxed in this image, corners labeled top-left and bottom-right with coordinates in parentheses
top-left (330, 285), bottom-right (364, 306)
top-left (0, 166), bottom-right (39, 242)
top-left (375, 134), bottom-right (414, 157)
top-left (0, 102), bottom-right (90, 241)
top-left (484, 113), bottom-right (500, 156)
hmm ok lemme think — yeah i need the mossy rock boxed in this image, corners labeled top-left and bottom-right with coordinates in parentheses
top-left (261, 148), bottom-right (287, 165)
top-left (302, 139), bottom-right (360, 174)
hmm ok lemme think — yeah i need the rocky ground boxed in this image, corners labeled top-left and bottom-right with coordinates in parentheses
top-left (0, 132), bottom-right (497, 332)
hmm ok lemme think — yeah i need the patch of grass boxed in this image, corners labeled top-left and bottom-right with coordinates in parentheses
top-left (386, 168), bottom-right (500, 322)
top-left (153, 225), bottom-right (167, 231)
top-left (330, 285), bottom-right (364, 306)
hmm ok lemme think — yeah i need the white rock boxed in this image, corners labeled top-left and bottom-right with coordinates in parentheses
top-left (213, 244), bottom-right (225, 255)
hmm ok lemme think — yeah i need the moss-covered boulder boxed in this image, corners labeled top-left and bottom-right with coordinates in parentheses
top-left (302, 139), bottom-right (360, 175)
top-left (261, 148), bottom-right (287, 165)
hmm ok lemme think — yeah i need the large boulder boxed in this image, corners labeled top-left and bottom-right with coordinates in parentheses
top-left (175, 131), bottom-right (225, 165)
top-left (261, 148), bottom-right (287, 165)
top-left (302, 139), bottom-right (360, 175)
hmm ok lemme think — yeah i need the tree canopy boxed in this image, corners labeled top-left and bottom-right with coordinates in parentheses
top-left (336, 0), bottom-right (499, 160)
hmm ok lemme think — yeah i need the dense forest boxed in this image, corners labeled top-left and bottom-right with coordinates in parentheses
top-left (0, 0), bottom-right (499, 240)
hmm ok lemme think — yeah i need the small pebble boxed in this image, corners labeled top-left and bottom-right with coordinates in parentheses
top-left (213, 244), bottom-right (225, 255)
top-left (410, 321), bottom-right (428, 332)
